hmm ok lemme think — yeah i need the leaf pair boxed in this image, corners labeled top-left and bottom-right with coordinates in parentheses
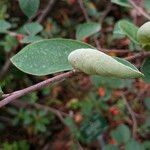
top-left (11, 39), bottom-right (143, 79)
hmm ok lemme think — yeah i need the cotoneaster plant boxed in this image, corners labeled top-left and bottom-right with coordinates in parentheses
top-left (0, 21), bottom-right (150, 108)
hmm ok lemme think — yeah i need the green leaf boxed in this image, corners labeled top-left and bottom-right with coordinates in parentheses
top-left (111, 124), bottom-right (131, 144)
top-left (111, 0), bottom-right (131, 8)
top-left (18, 0), bottom-right (40, 18)
top-left (64, 117), bottom-right (80, 139)
top-left (11, 38), bottom-right (93, 76)
top-left (144, 98), bottom-right (150, 110)
top-left (23, 22), bottom-right (43, 35)
top-left (142, 117), bottom-right (150, 129)
top-left (142, 141), bottom-right (150, 149)
top-left (103, 145), bottom-right (119, 150)
top-left (118, 20), bottom-right (139, 44)
top-left (91, 75), bottom-right (132, 89)
top-left (0, 20), bottom-right (11, 33)
top-left (80, 99), bottom-right (94, 117)
top-left (76, 22), bottom-right (101, 40)
top-left (113, 22), bottom-right (126, 39)
top-left (0, 35), bottom-right (18, 52)
top-left (21, 35), bottom-right (43, 44)
top-left (141, 57), bottom-right (150, 83)
top-left (125, 139), bottom-right (145, 150)
top-left (79, 112), bottom-right (107, 143)
top-left (144, 0), bottom-right (150, 12)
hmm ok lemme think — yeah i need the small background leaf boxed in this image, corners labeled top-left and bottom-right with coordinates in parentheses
top-left (18, 0), bottom-right (40, 18)
top-left (76, 22), bottom-right (101, 40)
top-left (91, 75), bottom-right (132, 89)
top-left (113, 22), bottom-right (126, 39)
top-left (0, 35), bottom-right (18, 52)
top-left (79, 112), bottom-right (106, 143)
top-left (23, 22), bottom-right (43, 36)
top-left (111, 124), bottom-right (131, 144)
top-left (11, 39), bottom-right (93, 76)
top-left (117, 20), bottom-right (139, 44)
top-left (144, 0), bottom-right (150, 12)
top-left (0, 20), bottom-right (11, 33)
top-left (103, 145), bottom-right (119, 150)
top-left (125, 139), bottom-right (145, 150)
top-left (142, 141), bottom-right (150, 149)
top-left (143, 98), bottom-right (150, 110)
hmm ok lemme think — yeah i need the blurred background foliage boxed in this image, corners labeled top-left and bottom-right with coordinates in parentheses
top-left (0, 0), bottom-right (150, 149)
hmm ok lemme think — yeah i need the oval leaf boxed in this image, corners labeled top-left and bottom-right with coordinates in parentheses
top-left (0, 20), bottom-right (11, 33)
top-left (68, 48), bottom-right (143, 78)
top-left (118, 20), bottom-right (139, 44)
top-left (76, 22), bottom-right (101, 40)
top-left (19, 0), bottom-right (40, 18)
top-left (111, 124), bottom-right (131, 144)
top-left (125, 139), bottom-right (145, 150)
top-left (23, 22), bottom-right (43, 35)
top-left (11, 39), bottom-right (93, 76)
top-left (113, 22), bottom-right (126, 39)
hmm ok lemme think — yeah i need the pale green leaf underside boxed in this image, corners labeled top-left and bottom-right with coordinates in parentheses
top-left (68, 49), bottom-right (143, 78)
top-left (11, 39), bottom-right (93, 76)
top-left (111, 124), bottom-right (131, 144)
top-left (103, 145), bottom-right (119, 150)
top-left (76, 22), bottom-right (101, 40)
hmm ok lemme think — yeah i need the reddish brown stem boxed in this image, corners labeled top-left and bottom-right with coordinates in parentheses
top-left (0, 70), bottom-right (75, 108)
top-left (128, 0), bottom-right (150, 20)
top-left (125, 51), bottom-right (150, 60)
